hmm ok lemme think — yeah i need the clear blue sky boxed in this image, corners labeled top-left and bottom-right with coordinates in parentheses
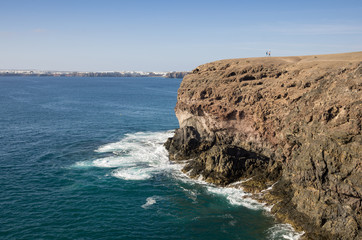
top-left (1, 0), bottom-right (361, 71)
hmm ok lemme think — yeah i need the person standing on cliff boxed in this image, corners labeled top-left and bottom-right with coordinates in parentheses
top-left (266, 51), bottom-right (268, 56)
top-left (268, 50), bottom-right (271, 56)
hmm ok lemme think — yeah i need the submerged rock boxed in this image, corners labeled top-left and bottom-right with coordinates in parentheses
top-left (165, 52), bottom-right (362, 239)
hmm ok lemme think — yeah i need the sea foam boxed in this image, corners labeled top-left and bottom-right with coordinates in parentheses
top-left (141, 196), bottom-right (159, 209)
top-left (112, 167), bottom-right (152, 180)
top-left (76, 131), bottom-right (179, 180)
top-left (267, 223), bottom-right (304, 240)
top-left (206, 186), bottom-right (266, 210)
top-left (174, 170), bottom-right (267, 210)
top-left (77, 130), bottom-right (303, 239)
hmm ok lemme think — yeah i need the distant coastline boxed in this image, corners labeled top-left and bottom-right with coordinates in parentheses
top-left (0, 70), bottom-right (189, 79)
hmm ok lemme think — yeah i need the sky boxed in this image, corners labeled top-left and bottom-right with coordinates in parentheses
top-left (1, 0), bottom-right (361, 72)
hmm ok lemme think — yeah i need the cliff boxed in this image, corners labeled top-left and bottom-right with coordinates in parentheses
top-left (165, 71), bottom-right (190, 79)
top-left (165, 52), bottom-right (362, 239)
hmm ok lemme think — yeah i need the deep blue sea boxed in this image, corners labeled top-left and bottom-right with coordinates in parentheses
top-left (0, 77), bottom-right (302, 240)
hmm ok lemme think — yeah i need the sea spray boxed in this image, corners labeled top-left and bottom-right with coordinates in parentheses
top-left (75, 130), bottom-right (304, 239)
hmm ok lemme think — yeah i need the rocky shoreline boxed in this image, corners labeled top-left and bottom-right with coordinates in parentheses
top-left (165, 52), bottom-right (362, 239)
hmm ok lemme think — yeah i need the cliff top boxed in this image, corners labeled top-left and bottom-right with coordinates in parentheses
top-left (189, 52), bottom-right (362, 81)
top-left (197, 51), bottom-right (362, 68)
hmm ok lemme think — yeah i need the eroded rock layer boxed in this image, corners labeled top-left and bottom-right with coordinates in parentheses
top-left (165, 52), bottom-right (362, 239)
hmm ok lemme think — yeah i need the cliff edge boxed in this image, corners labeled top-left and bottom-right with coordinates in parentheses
top-left (165, 52), bottom-right (362, 239)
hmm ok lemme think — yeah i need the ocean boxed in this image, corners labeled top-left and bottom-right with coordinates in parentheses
top-left (0, 77), bottom-right (302, 240)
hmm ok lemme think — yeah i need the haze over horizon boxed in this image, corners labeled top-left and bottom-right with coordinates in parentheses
top-left (1, 0), bottom-right (361, 72)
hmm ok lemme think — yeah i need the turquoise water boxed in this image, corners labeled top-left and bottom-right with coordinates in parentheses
top-left (0, 77), bottom-right (301, 240)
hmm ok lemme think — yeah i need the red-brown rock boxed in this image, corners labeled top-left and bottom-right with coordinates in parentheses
top-left (166, 52), bottom-right (362, 239)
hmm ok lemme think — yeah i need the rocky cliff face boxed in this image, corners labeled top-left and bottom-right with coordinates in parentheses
top-left (165, 52), bottom-right (362, 239)
top-left (165, 71), bottom-right (189, 79)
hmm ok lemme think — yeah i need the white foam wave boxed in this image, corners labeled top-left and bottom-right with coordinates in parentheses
top-left (95, 131), bottom-right (170, 153)
top-left (264, 204), bottom-right (274, 212)
top-left (267, 223), bottom-right (304, 240)
top-left (93, 156), bottom-right (135, 168)
top-left (227, 178), bottom-right (253, 186)
top-left (173, 170), bottom-right (208, 186)
top-left (75, 131), bottom-right (179, 181)
top-left (261, 181), bottom-right (279, 193)
top-left (206, 186), bottom-right (266, 210)
top-left (112, 167), bottom-right (151, 180)
top-left (141, 196), bottom-right (159, 209)
top-left (174, 169), bottom-right (268, 210)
